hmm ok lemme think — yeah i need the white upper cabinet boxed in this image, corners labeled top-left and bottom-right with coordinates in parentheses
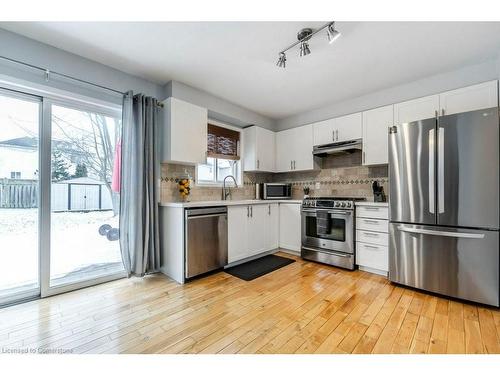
top-left (313, 113), bottom-right (362, 146)
top-left (243, 126), bottom-right (276, 172)
top-left (439, 80), bottom-right (498, 116)
top-left (313, 118), bottom-right (336, 146)
top-left (335, 112), bottom-right (363, 142)
top-left (393, 94), bottom-right (439, 124)
top-left (362, 105), bottom-right (393, 166)
top-left (276, 124), bottom-right (317, 172)
top-left (393, 80), bottom-right (499, 125)
top-left (160, 97), bottom-right (208, 164)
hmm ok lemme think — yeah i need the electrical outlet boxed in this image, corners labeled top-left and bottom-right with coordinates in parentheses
top-left (315, 182), bottom-right (320, 190)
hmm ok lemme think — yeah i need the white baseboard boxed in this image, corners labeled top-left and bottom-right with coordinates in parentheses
top-left (276, 248), bottom-right (300, 256)
top-left (358, 265), bottom-right (388, 277)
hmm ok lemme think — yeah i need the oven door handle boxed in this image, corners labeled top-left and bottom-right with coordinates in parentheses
top-left (301, 246), bottom-right (352, 258)
top-left (301, 209), bottom-right (352, 215)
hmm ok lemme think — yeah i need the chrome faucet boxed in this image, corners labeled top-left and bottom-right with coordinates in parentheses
top-left (222, 175), bottom-right (238, 200)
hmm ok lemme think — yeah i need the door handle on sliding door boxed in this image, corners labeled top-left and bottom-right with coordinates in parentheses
top-left (428, 128), bottom-right (435, 214)
top-left (397, 226), bottom-right (485, 239)
top-left (438, 127), bottom-right (445, 214)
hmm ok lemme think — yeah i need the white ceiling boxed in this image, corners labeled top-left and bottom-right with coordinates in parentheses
top-left (2, 22), bottom-right (500, 119)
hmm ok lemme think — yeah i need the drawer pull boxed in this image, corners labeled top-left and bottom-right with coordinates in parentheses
top-left (363, 244), bottom-right (380, 250)
top-left (363, 232), bottom-right (379, 237)
top-left (364, 207), bottom-right (380, 211)
top-left (363, 219), bottom-right (379, 224)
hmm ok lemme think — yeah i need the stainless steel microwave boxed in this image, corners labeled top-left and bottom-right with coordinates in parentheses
top-left (260, 183), bottom-right (292, 200)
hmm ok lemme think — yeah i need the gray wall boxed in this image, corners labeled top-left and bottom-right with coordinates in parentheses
top-left (276, 56), bottom-right (500, 130)
top-left (165, 80), bottom-right (276, 130)
top-left (0, 28), bottom-right (163, 101)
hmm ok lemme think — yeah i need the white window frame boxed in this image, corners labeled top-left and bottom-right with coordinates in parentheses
top-left (196, 119), bottom-right (243, 187)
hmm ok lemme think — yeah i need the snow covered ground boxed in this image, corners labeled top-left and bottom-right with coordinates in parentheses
top-left (0, 208), bottom-right (123, 293)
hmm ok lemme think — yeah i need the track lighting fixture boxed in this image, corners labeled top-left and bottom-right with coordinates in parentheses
top-left (276, 22), bottom-right (339, 68)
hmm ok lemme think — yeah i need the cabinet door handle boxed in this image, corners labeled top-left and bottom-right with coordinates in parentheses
top-left (290, 160), bottom-right (293, 170)
top-left (257, 159), bottom-right (259, 169)
top-left (362, 151), bottom-right (365, 164)
top-left (336, 129), bottom-right (339, 141)
top-left (332, 130), bottom-right (335, 141)
top-left (293, 160), bottom-right (296, 170)
top-left (251, 206), bottom-right (253, 217)
top-left (268, 205), bottom-right (271, 215)
top-left (441, 108), bottom-right (445, 116)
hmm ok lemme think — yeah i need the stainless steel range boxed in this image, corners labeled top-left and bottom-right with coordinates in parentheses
top-left (301, 197), bottom-right (365, 270)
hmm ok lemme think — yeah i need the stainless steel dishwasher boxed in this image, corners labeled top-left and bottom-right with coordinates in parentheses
top-left (185, 206), bottom-right (228, 279)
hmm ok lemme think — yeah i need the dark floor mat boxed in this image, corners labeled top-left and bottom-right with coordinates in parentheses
top-left (225, 254), bottom-right (295, 281)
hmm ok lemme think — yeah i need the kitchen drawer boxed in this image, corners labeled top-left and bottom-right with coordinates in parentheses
top-left (356, 230), bottom-right (389, 246)
top-left (356, 206), bottom-right (389, 220)
top-left (356, 242), bottom-right (388, 272)
top-left (356, 217), bottom-right (388, 233)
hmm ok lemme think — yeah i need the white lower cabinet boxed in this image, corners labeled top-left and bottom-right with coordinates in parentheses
top-left (279, 203), bottom-right (301, 252)
top-left (355, 204), bottom-right (389, 276)
top-left (228, 205), bottom-right (250, 263)
top-left (228, 203), bottom-right (280, 263)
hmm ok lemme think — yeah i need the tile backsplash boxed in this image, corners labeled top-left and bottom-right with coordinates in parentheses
top-left (160, 150), bottom-right (388, 202)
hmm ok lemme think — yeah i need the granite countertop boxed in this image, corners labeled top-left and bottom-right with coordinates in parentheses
top-left (159, 199), bottom-right (303, 208)
top-left (355, 201), bottom-right (389, 207)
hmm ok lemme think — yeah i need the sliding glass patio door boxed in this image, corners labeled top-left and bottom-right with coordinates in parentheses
top-left (0, 89), bottom-right (42, 305)
top-left (47, 102), bottom-right (124, 292)
top-left (0, 87), bottom-right (124, 306)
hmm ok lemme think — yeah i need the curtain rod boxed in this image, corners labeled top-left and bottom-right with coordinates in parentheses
top-left (0, 55), bottom-right (127, 96)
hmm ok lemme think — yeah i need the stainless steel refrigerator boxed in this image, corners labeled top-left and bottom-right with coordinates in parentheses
top-left (389, 107), bottom-right (499, 307)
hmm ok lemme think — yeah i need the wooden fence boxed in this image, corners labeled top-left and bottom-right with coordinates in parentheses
top-left (0, 178), bottom-right (38, 208)
top-left (0, 179), bottom-right (113, 211)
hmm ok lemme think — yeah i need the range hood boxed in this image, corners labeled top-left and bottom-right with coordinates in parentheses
top-left (312, 139), bottom-right (362, 157)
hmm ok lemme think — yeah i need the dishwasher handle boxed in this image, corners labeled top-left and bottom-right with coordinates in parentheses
top-left (186, 207), bottom-right (227, 217)
top-left (187, 213), bottom-right (227, 220)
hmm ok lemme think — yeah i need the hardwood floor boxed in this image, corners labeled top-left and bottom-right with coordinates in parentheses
top-left (0, 252), bottom-right (499, 354)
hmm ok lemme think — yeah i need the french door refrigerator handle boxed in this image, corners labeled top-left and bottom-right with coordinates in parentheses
top-left (396, 226), bottom-right (485, 239)
top-left (438, 127), bottom-right (445, 214)
top-left (429, 128), bottom-right (435, 214)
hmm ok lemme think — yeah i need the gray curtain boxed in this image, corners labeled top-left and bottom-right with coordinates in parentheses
top-left (119, 92), bottom-right (161, 277)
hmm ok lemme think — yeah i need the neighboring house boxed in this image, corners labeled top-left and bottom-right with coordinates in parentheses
top-left (0, 136), bottom-right (90, 180)
top-left (0, 137), bottom-right (38, 180)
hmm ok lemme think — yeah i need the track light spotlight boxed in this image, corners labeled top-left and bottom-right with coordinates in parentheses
top-left (327, 23), bottom-right (341, 44)
top-left (276, 52), bottom-right (286, 68)
top-left (299, 41), bottom-right (311, 57)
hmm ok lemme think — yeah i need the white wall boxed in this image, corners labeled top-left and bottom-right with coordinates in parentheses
top-left (165, 80), bottom-right (276, 130)
top-left (275, 56), bottom-right (500, 130)
top-left (0, 28), bottom-right (163, 103)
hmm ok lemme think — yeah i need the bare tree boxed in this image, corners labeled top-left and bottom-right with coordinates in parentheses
top-left (52, 112), bottom-right (121, 215)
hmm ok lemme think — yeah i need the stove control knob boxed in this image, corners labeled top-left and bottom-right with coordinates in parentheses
top-left (340, 202), bottom-right (346, 207)
top-left (346, 202), bottom-right (351, 208)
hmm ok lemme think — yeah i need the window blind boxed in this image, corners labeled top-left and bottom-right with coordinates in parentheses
top-left (207, 124), bottom-right (240, 160)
